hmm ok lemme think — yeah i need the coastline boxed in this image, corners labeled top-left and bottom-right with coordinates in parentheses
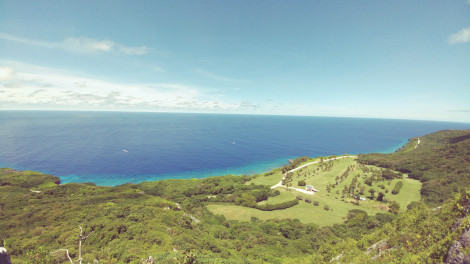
top-left (2, 112), bottom-right (469, 187)
top-left (52, 142), bottom-right (406, 187)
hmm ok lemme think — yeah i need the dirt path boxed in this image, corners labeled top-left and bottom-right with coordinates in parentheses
top-left (415, 138), bottom-right (421, 149)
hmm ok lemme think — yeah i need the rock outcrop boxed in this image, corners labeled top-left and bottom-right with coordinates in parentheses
top-left (445, 202), bottom-right (470, 264)
top-left (0, 247), bottom-right (12, 264)
top-left (142, 256), bottom-right (154, 264)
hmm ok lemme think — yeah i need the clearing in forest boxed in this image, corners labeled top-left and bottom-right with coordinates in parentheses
top-left (207, 156), bottom-right (421, 226)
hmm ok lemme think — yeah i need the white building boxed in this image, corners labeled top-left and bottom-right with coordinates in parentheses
top-left (305, 185), bottom-right (317, 192)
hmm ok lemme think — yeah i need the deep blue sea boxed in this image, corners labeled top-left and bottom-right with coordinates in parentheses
top-left (0, 111), bottom-right (469, 186)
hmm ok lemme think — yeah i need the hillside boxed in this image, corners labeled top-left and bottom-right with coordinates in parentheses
top-left (0, 167), bottom-right (403, 263)
top-left (209, 157), bottom-right (420, 226)
top-left (358, 129), bottom-right (470, 206)
top-left (1, 129), bottom-right (469, 263)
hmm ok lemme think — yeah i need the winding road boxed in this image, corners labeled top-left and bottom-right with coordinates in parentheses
top-left (271, 155), bottom-right (357, 195)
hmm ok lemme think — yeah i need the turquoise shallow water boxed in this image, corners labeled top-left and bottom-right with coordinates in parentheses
top-left (0, 111), bottom-right (468, 186)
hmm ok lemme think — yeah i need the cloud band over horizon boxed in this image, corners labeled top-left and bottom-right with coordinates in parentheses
top-left (0, 62), bottom-right (259, 112)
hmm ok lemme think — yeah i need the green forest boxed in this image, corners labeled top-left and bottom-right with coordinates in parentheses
top-left (1, 129), bottom-right (470, 263)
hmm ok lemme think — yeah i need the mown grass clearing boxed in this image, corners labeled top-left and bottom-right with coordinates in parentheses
top-left (208, 156), bottom-right (422, 224)
top-left (208, 194), bottom-right (387, 227)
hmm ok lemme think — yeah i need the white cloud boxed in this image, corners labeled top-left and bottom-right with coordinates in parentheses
top-left (63, 37), bottom-right (115, 53)
top-left (0, 66), bottom-right (14, 81)
top-left (449, 27), bottom-right (470, 45)
top-left (0, 33), bottom-right (148, 55)
top-left (0, 62), bottom-right (248, 111)
top-left (63, 37), bottom-right (148, 55)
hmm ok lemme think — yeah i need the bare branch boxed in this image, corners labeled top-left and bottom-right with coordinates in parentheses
top-left (51, 249), bottom-right (73, 264)
top-left (52, 227), bottom-right (93, 264)
top-left (83, 230), bottom-right (94, 240)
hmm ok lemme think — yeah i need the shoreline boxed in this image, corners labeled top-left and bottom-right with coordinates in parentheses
top-left (1, 152), bottom-right (383, 187)
top-left (1, 143), bottom-right (408, 187)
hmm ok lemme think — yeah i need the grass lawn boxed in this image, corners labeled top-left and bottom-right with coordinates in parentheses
top-left (208, 157), bottom-right (422, 225)
top-left (208, 195), bottom-right (389, 227)
top-left (381, 178), bottom-right (421, 212)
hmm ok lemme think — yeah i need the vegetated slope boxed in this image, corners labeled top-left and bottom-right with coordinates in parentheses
top-left (0, 168), bottom-right (60, 188)
top-left (212, 157), bottom-right (421, 226)
top-left (1, 169), bottom-right (397, 263)
top-left (358, 129), bottom-right (470, 206)
top-left (291, 189), bottom-right (470, 263)
top-left (0, 170), bottom-right (187, 263)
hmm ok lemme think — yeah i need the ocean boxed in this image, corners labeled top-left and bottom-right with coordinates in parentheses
top-left (0, 111), bottom-right (468, 186)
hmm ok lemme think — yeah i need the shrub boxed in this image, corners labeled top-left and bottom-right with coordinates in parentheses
top-left (256, 199), bottom-right (299, 211)
top-left (324, 205), bottom-right (330, 211)
top-left (305, 197), bottom-right (312, 203)
top-left (389, 201), bottom-right (400, 214)
top-left (313, 201), bottom-right (320, 206)
top-left (392, 181), bottom-right (403, 195)
top-left (296, 195), bottom-right (303, 200)
top-left (407, 201), bottom-right (420, 210)
top-left (298, 180), bottom-right (306, 186)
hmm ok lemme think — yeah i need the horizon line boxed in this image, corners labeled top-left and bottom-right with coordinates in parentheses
top-left (1, 109), bottom-right (469, 124)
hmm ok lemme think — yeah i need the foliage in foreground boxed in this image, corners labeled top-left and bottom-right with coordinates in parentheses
top-left (2, 167), bottom-right (467, 263)
top-left (1, 169), bottom-right (397, 263)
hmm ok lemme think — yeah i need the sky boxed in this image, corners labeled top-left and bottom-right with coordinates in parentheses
top-left (0, 1), bottom-right (469, 122)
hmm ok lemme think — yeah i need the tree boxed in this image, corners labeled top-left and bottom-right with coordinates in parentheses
top-left (298, 180), bottom-right (306, 186)
top-left (389, 201), bottom-right (400, 214)
top-left (359, 186), bottom-right (366, 195)
top-left (341, 186), bottom-right (349, 198)
top-left (240, 193), bottom-right (257, 208)
top-left (368, 188), bottom-right (376, 199)
top-left (377, 192), bottom-right (385, 201)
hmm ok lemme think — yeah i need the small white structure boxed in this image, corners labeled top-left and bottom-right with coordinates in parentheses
top-left (305, 185), bottom-right (317, 192)
top-left (360, 197), bottom-right (366, 201)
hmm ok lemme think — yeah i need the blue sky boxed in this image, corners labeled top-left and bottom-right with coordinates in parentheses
top-left (0, 1), bottom-right (469, 122)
